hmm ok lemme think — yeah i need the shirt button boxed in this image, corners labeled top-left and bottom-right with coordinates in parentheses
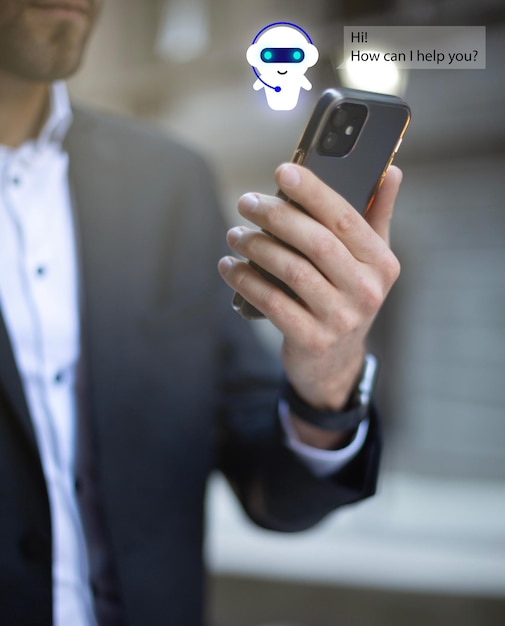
top-left (11, 176), bottom-right (21, 186)
top-left (54, 371), bottom-right (64, 384)
top-left (36, 266), bottom-right (46, 277)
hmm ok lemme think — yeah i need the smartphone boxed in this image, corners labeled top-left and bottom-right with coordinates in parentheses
top-left (232, 87), bottom-right (411, 320)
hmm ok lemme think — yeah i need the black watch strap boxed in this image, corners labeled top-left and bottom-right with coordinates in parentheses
top-left (281, 354), bottom-right (379, 432)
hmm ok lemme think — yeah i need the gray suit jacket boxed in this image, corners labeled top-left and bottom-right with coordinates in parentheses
top-left (0, 107), bottom-right (381, 626)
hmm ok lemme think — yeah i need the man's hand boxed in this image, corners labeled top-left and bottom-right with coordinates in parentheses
top-left (218, 163), bottom-right (402, 444)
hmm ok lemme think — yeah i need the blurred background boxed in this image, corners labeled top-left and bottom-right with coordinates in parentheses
top-left (70, 1), bottom-right (505, 624)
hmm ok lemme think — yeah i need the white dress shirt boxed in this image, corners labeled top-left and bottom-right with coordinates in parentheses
top-left (0, 82), bottom-right (97, 626)
top-left (0, 82), bottom-right (366, 626)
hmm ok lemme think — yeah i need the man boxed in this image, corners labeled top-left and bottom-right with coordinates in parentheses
top-left (0, 1), bottom-right (402, 625)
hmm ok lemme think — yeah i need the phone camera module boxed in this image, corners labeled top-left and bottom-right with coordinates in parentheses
top-left (319, 102), bottom-right (368, 157)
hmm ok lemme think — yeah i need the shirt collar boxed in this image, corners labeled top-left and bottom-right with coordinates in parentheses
top-left (36, 81), bottom-right (73, 149)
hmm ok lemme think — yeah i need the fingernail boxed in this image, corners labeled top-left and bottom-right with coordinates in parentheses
top-left (218, 256), bottom-right (236, 275)
top-left (279, 163), bottom-right (301, 188)
top-left (227, 226), bottom-right (243, 245)
top-left (238, 193), bottom-right (258, 213)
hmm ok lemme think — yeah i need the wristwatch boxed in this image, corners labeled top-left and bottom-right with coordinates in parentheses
top-left (281, 353), bottom-right (379, 431)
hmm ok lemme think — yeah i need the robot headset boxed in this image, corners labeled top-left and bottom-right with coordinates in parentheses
top-left (248, 21), bottom-right (315, 92)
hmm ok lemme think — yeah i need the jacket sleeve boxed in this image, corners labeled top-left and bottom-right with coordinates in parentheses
top-left (214, 288), bottom-right (382, 531)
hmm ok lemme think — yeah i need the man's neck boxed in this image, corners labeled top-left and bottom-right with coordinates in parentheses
top-left (0, 70), bottom-right (50, 148)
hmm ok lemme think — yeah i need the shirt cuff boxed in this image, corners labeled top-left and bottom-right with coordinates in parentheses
top-left (278, 399), bottom-right (369, 479)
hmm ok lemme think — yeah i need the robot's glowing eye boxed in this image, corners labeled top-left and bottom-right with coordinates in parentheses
top-left (260, 48), bottom-right (305, 63)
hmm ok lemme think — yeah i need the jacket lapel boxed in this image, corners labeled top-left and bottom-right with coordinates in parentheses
top-left (0, 310), bottom-right (36, 447)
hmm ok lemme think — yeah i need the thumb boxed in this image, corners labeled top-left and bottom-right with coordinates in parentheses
top-left (365, 165), bottom-right (403, 246)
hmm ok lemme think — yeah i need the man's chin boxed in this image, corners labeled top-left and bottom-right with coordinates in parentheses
top-left (7, 27), bottom-right (91, 81)
top-left (0, 2), bottom-right (97, 82)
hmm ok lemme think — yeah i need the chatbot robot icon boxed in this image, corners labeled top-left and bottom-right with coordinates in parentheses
top-left (247, 22), bottom-right (319, 111)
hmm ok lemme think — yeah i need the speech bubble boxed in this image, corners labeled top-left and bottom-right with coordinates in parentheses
top-left (338, 26), bottom-right (486, 70)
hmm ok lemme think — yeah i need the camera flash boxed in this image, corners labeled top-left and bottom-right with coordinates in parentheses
top-left (345, 125), bottom-right (354, 136)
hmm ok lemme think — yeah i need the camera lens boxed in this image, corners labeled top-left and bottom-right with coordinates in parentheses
top-left (332, 107), bottom-right (348, 127)
top-left (322, 131), bottom-right (338, 151)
